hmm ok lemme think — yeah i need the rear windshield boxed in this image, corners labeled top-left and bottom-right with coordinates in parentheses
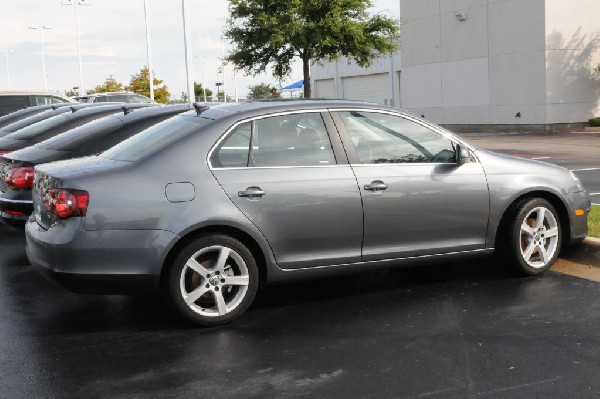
top-left (39, 116), bottom-right (123, 150)
top-left (2, 108), bottom-right (66, 132)
top-left (102, 115), bottom-right (200, 162)
top-left (6, 114), bottom-right (70, 140)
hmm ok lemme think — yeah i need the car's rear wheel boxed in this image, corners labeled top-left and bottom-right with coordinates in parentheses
top-left (165, 234), bottom-right (258, 326)
top-left (503, 198), bottom-right (561, 275)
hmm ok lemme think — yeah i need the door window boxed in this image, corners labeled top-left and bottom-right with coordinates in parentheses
top-left (212, 113), bottom-right (336, 168)
top-left (338, 111), bottom-right (456, 164)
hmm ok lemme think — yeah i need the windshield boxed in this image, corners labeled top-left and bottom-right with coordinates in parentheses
top-left (102, 115), bottom-right (200, 162)
top-left (6, 114), bottom-right (70, 140)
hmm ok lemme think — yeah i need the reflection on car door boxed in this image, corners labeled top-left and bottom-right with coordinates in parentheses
top-left (333, 110), bottom-right (490, 261)
top-left (211, 112), bottom-right (364, 269)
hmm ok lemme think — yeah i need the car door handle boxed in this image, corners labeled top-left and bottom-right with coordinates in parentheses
top-left (364, 181), bottom-right (388, 191)
top-left (238, 187), bottom-right (266, 198)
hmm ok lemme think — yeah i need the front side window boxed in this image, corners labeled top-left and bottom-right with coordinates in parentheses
top-left (337, 111), bottom-right (456, 164)
top-left (212, 112), bottom-right (336, 168)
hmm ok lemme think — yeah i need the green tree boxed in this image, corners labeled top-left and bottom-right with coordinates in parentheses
top-left (247, 83), bottom-right (280, 100)
top-left (92, 75), bottom-right (125, 94)
top-left (225, 0), bottom-right (400, 98)
top-left (64, 89), bottom-right (78, 97)
top-left (127, 66), bottom-right (170, 103)
top-left (194, 82), bottom-right (213, 102)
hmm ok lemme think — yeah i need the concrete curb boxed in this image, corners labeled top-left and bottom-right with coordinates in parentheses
top-left (552, 237), bottom-right (600, 281)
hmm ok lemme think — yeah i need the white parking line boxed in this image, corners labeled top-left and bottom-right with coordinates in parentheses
top-left (571, 167), bottom-right (600, 172)
top-left (531, 156), bottom-right (551, 160)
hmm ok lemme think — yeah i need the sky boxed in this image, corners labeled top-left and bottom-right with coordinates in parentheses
top-left (0, 0), bottom-right (400, 100)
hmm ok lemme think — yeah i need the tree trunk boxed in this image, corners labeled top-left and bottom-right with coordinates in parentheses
top-left (302, 52), bottom-right (311, 99)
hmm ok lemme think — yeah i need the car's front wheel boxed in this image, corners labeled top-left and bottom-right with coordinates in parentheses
top-left (165, 234), bottom-right (259, 326)
top-left (503, 198), bottom-right (562, 275)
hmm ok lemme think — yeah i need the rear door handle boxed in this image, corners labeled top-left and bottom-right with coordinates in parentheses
top-left (238, 186), bottom-right (266, 198)
top-left (364, 180), bottom-right (388, 192)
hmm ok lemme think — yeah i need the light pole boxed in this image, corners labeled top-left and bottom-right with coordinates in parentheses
top-left (181, 0), bottom-right (194, 107)
top-left (143, 0), bottom-right (154, 102)
top-left (29, 25), bottom-right (52, 91)
top-left (220, 36), bottom-right (227, 103)
top-left (195, 55), bottom-right (207, 102)
top-left (1, 49), bottom-right (14, 90)
top-left (61, 0), bottom-right (88, 96)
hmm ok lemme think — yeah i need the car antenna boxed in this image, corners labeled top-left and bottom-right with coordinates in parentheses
top-left (122, 106), bottom-right (134, 115)
top-left (70, 106), bottom-right (79, 113)
top-left (193, 103), bottom-right (210, 116)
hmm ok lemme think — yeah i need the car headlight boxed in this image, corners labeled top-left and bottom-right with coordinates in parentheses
top-left (569, 170), bottom-right (585, 192)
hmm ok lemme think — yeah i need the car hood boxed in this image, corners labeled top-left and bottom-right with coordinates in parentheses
top-left (475, 149), bottom-right (583, 194)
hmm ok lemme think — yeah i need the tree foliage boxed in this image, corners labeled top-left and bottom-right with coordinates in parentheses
top-left (91, 75), bottom-right (124, 94)
top-left (127, 66), bottom-right (170, 103)
top-left (225, 0), bottom-right (400, 98)
top-left (194, 82), bottom-right (213, 101)
top-left (64, 89), bottom-right (78, 97)
top-left (247, 83), bottom-right (280, 100)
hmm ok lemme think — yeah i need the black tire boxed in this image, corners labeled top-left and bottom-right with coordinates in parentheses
top-left (164, 234), bottom-right (259, 326)
top-left (501, 198), bottom-right (562, 276)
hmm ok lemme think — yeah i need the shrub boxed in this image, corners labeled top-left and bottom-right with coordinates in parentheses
top-left (589, 117), bottom-right (600, 127)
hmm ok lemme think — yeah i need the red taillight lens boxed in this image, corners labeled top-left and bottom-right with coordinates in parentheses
top-left (0, 150), bottom-right (10, 155)
top-left (43, 189), bottom-right (89, 219)
top-left (3, 166), bottom-right (35, 188)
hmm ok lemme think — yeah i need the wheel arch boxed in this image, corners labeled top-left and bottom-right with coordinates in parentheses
top-left (160, 224), bottom-right (270, 291)
top-left (494, 190), bottom-right (571, 250)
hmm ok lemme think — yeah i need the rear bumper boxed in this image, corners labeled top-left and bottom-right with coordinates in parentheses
top-left (0, 195), bottom-right (32, 226)
top-left (25, 218), bottom-right (179, 295)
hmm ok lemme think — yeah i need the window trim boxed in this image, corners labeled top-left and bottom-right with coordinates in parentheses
top-left (207, 109), bottom-right (345, 170)
top-left (329, 108), bottom-right (477, 166)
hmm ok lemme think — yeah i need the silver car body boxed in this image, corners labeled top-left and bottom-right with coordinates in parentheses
top-left (25, 101), bottom-right (590, 294)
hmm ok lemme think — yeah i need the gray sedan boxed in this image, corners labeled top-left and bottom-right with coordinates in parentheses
top-left (25, 101), bottom-right (591, 326)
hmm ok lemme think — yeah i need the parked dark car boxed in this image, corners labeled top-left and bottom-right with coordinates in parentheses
top-left (0, 103), bottom-right (154, 154)
top-left (0, 103), bottom-right (76, 130)
top-left (25, 101), bottom-right (590, 326)
top-left (0, 91), bottom-right (75, 117)
top-left (0, 103), bottom-right (99, 140)
top-left (0, 104), bottom-right (190, 225)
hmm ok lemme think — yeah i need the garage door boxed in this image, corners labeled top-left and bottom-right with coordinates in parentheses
top-left (342, 73), bottom-right (390, 105)
top-left (314, 79), bottom-right (335, 99)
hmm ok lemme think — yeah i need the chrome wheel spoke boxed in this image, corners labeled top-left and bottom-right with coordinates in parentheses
top-left (544, 227), bottom-right (559, 238)
top-left (214, 290), bottom-right (227, 316)
top-left (536, 207), bottom-right (546, 229)
top-left (522, 242), bottom-right (535, 261)
top-left (184, 286), bottom-right (210, 305)
top-left (223, 275), bottom-right (249, 286)
top-left (521, 223), bottom-right (535, 237)
top-left (215, 247), bottom-right (231, 273)
top-left (186, 258), bottom-right (208, 278)
top-left (538, 244), bottom-right (549, 263)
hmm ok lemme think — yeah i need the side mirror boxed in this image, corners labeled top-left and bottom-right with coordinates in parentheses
top-left (455, 143), bottom-right (471, 164)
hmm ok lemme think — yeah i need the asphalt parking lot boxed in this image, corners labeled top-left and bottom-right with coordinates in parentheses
top-left (1, 131), bottom-right (599, 398)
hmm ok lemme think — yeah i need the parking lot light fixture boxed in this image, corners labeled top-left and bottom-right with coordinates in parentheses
top-left (1, 49), bottom-right (14, 90)
top-left (29, 25), bottom-right (52, 91)
top-left (61, 0), bottom-right (88, 97)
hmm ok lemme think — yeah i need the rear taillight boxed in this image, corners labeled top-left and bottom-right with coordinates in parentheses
top-left (3, 166), bottom-right (35, 188)
top-left (43, 189), bottom-right (89, 219)
top-left (0, 151), bottom-right (10, 155)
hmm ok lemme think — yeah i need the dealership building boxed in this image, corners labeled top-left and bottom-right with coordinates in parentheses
top-left (311, 0), bottom-right (600, 130)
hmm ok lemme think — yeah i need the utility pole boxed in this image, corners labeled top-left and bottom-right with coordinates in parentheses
top-left (181, 0), bottom-right (194, 107)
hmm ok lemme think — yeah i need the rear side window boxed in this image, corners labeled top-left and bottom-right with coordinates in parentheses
top-left (102, 116), bottom-right (200, 162)
top-left (34, 96), bottom-right (65, 105)
top-left (211, 112), bottom-right (336, 168)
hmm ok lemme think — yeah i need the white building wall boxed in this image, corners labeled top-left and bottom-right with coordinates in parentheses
top-left (310, 0), bottom-right (600, 126)
top-left (545, 0), bottom-right (600, 123)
